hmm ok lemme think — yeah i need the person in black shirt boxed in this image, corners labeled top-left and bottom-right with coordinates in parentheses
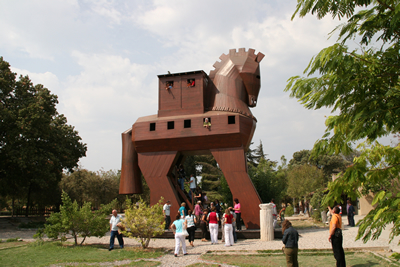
top-left (282, 219), bottom-right (299, 267)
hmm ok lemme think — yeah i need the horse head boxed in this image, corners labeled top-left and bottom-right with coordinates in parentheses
top-left (238, 50), bottom-right (264, 107)
top-left (209, 48), bottom-right (264, 116)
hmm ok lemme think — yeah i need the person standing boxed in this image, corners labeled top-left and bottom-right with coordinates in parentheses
top-left (187, 174), bottom-right (196, 201)
top-left (200, 209), bottom-right (208, 242)
top-left (163, 200), bottom-right (172, 230)
top-left (185, 209), bottom-right (197, 247)
top-left (179, 202), bottom-right (187, 218)
top-left (270, 199), bottom-right (278, 228)
top-left (223, 208), bottom-right (235, 247)
top-left (177, 164), bottom-right (186, 191)
top-left (232, 198), bottom-right (242, 231)
top-left (347, 200), bottom-right (355, 227)
top-left (171, 213), bottom-right (188, 257)
top-left (279, 206), bottom-right (286, 224)
top-left (328, 206), bottom-right (346, 267)
top-left (231, 208), bottom-right (238, 243)
top-left (207, 207), bottom-right (219, 244)
top-left (282, 219), bottom-right (299, 267)
top-left (194, 201), bottom-right (202, 226)
top-left (109, 209), bottom-right (124, 251)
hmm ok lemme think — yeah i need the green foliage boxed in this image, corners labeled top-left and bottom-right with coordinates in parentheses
top-left (310, 188), bottom-right (325, 221)
top-left (122, 197), bottom-right (165, 248)
top-left (44, 191), bottom-right (115, 245)
top-left (287, 0), bottom-right (400, 243)
top-left (219, 175), bottom-right (233, 206)
top-left (60, 169), bottom-right (125, 209)
top-left (247, 141), bottom-right (278, 168)
top-left (289, 149), bottom-right (350, 181)
top-left (286, 164), bottom-right (325, 200)
top-left (196, 155), bottom-right (223, 201)
top-left (390, 252), bottom-right (400, 260)
top-left (285, 205), bottom-right (294, 217)
top-left (6, 238), bottom-right (19, 242)
top-left (249, 158), bottom-right (286, 204)
top-left (0, 57), bottom-right (87, 213)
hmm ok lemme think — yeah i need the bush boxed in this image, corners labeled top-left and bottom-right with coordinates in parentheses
top-left (122, 197), bottom-right (165, 248)
top-left (285, 205), bottom-right (294, 217)
top-left (310, 189), bottom-right (325, 222)
top-left (43, 191), bottom-right (116, 245)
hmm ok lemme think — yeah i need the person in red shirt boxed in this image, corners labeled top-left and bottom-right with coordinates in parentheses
top-left (224, 208), bottom-right (235, 246)
top-left (207, 207), bottom-right (219, 244)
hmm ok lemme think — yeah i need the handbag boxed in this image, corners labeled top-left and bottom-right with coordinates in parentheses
top-left (182, 229), bottom-right (189, 236)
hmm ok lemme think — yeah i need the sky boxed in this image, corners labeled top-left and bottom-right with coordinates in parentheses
top-left (0, 0), bottom-right (349, 171)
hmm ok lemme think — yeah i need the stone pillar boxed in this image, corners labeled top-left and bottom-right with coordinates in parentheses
top-left (259, 203), bottom-right (274, 241)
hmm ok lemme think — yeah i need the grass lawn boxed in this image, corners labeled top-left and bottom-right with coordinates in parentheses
top-left (201, 250), bottom-right (400, 267)
top-left (0, 241), bottom-right (164, 267)
top-left (288, 218), bottom-right (327, 229)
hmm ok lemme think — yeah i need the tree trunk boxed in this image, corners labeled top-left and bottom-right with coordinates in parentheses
top-left (25, 183), bottom-right (32, 217)
top-left (11, 197), bottom-right (15, 217)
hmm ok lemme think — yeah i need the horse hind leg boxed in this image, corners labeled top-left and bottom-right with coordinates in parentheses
top-left (137, 151), bottom-right (182, 210)
top-left (120, 129), bottom-right (142, 194)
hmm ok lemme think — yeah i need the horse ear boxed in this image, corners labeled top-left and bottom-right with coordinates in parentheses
top-left (255, 52), bottom-right (265, 63)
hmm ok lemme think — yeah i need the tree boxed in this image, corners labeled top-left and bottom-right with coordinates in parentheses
top-left (122, 197), bottom-right (165, 248)
top-left (249, 157), bottom-right (286, 204)
top-left (0, 57), bottom-right (87, 215)
top-left (286, 1), bottom-right (400, 244)
top-left (196, 155), bottom-right (223, 201)
top-left (289, 149), bottom-right (350, 182)
top-left (286, 164), bottom-right (325, 200)
top-left (44, 191), bottom-right (116, 245)
top-left (61, 169), bottom-right (125, 209)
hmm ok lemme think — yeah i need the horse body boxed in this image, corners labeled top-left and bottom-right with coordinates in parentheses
top-left (120, 48), bottom-right (264, 229)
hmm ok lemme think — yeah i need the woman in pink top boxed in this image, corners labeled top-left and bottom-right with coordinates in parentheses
top-left (207, 207), bottom-right (219, 244)
top-left (232, 198), bottom-right (241, 231)
top-left (194, 201), bottom-right (202, 226)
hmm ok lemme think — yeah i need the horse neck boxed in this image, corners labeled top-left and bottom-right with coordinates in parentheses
top-left (213, 71), bottom-right (247, 101)
top-left (210, 71), bottom-right (253, 118)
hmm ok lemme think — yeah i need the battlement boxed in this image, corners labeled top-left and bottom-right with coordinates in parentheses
top-left (157, 70), bottom-right (210, 118)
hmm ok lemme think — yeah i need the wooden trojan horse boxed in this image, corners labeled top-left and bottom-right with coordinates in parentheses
top-left (120, 48), bottom-right (265, 229)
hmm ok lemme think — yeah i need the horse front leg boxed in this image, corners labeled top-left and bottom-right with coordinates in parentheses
top-left (211, 147), bottom-right (262, 229)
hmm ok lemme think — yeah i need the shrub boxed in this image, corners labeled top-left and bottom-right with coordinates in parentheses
top-left (122, 197), bottom-right (165, 248)
top-left (43, 191), bottom-right (116, 245)
top-left (285, 205), bottom-right (294, 217)
top-left (310, 189), bottom-right (325, 222)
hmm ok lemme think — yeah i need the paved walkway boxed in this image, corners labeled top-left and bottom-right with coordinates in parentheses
top-left (1, 215), bottom-right (399, 266)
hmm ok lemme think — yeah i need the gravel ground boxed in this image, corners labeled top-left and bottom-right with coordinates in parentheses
top-left (1, 215), bottom-right (399, 267)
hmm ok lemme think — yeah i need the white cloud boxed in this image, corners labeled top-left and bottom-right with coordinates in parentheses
top-left (1, 0), bottom-right (353, 171)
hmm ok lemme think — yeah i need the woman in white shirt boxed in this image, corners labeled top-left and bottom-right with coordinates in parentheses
top-left (185, 209), bottom-right (197, 247)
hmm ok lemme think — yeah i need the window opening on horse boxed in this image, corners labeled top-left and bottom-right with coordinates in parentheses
top-left (186, 79), bottom-right (195, 87)
top-left (167, 121), bottom-right (174, 130)
top-left (149, 123), bottom-right (156, 131)
top-left (228, 116), bottom-right (235, 124)
top-left (165, 81), bottom-right (173, 90)
top-left (203, 117), bottom-right (211, 129)
top-left (184, 119), bottom-right (191, 128)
